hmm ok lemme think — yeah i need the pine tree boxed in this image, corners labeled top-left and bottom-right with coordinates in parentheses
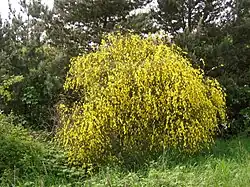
top-left (0, 0), bottom-right (68, 129)
top-left (48, 0), bottom-right (153, 56)
top-left (155, 0), bottom-right (226, 35)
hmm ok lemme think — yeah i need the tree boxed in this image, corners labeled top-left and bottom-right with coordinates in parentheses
top-left (48, 0), bottom-right (153, 56)
top-left (155, 0), bottom-right (227, 35)
top-left (0, 0), bottom-right (68, 130)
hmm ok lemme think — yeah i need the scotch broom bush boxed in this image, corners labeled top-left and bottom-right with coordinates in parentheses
top-left (57, 33), bottom-right (227, 168)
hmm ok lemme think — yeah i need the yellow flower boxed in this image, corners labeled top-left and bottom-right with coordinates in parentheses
top-left (56, 33), bottom-right (227, 168)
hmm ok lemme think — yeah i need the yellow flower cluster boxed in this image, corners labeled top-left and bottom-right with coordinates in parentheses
top-left (56, 33), bottom-right (227, 167)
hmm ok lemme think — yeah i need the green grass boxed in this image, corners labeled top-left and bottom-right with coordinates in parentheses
top-left (82, 137), bottom-right (250, 187)
top-left (1, 135), bottom-right (250, 187)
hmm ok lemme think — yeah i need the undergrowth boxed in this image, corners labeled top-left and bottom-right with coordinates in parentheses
top-left (1, 113), bottom-right (250, 186)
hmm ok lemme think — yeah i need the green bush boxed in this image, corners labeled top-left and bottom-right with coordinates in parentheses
top-left (0, 43), bottom-right (68, 130)
top-left (57, 33), bottom-right (227, 168)
top-left (11, 46), bottom-right (68, 130)
top-left (0, 112), bottom-right (44, 180)
top-left (218, 75), bottom-right (250, 136)
top-left (228, 85), bottom-right (250, 135)
top-left (0, 113), bottom-right (86, 186)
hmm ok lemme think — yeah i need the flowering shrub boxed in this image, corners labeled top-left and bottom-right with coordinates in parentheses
top-left (56, 34), bottom-right (227, 167)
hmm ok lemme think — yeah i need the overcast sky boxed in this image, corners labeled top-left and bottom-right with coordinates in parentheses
top-left (0, 0), bottom-right (54, 19)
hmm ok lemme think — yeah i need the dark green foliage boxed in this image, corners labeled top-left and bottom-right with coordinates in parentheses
top-left (14, 46), bottom-right (68, 130)
top-left (155, 0), bottom-right (227, 34)
top-left (221, 83), bottom-right (250, 136)
top-left (0, 1), bottom-right (68, 130)
top-left (49, 0), bottom-right (153, 55)
top-left (119, 12), bottom-right (158, 34)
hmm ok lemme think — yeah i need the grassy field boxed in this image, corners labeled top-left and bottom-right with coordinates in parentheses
top-left (83, 136), bottom-right (250, 187)
top-left (1, 135), bottom-right (250, 187)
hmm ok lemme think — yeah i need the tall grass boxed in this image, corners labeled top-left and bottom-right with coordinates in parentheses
top-left (1, 134), bottom-right (250, 187)
top-left (83, 137), bottom-right (250, 187)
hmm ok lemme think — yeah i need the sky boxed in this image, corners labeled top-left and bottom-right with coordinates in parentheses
top-left (0, 0), bottom-right (54, 19)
